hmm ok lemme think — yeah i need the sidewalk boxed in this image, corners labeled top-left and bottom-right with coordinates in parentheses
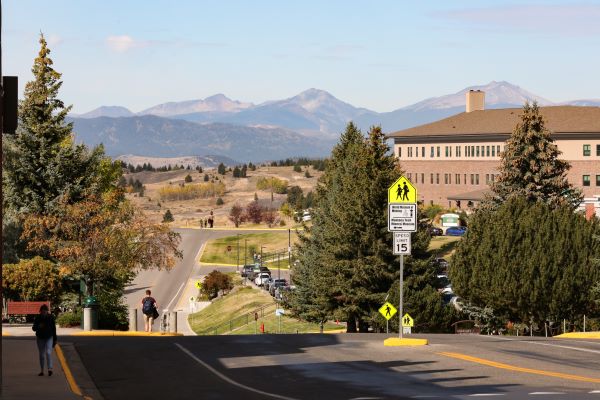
top-left (2, 337), bottom-right (82, 400)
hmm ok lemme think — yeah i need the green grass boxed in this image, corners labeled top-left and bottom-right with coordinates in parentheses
top-left (188, 284), bottom-right (343, 335)
top-left (428, 236), bottom-right (462, 258)
top-left (200, 232), bottom-right (298, 265)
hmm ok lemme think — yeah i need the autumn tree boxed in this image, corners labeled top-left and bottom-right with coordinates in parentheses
top-left (2, 257), bottom-right (63, 305)
top-left (246, 201), bottom-right (263, 224)
top-left (229, 204), bottom-right (243, 227)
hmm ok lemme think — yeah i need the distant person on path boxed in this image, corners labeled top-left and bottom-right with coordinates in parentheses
top-left (141, 290), bottom-right (158, 332)
top-left (32, 304), bottom-right (57, 376)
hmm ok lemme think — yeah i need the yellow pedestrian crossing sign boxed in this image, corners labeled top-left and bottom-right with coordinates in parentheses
top-left (388, 176), bottom-right (417, 204)
top-left (195, 280), bottom-right (203, 289)
top-left (402, 313), bottom-right (414, 327)
top-left (378, 302), bottom-right (397, 320)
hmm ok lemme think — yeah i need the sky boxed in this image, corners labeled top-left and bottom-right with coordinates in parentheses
top-left (4, 0), bottom-right (600, 113)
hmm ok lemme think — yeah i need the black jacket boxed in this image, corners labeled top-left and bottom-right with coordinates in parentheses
top-left (32, 314), bottom-right (57, 343)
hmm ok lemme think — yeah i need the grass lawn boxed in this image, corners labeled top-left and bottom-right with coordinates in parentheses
top-left (428, 236), bottom-right (462, 259)
top-left (200, 232), bottom-right (299, 265)
top-left (188, 283), bottom-right (342, 335)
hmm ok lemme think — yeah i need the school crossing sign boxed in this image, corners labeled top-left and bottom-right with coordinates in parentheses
top-left (388, 176), bottom-right (418, 233)
top-left (388, 176), bottom-right (417, 204)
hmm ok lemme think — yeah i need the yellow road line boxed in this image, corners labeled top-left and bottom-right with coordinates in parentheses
top-left (55, 344), bottom-right (84, 396)
top-left (438, 351), bottom-right (600, 383)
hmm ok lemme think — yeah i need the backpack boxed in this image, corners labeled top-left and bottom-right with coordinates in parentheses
top-left (142, 297), bottom-right (154, 315)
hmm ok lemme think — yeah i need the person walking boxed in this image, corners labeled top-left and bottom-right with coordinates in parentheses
top-left (32, 304), bottom-right (57, 376)
top-left (141, 290), bottom-right (158, 332)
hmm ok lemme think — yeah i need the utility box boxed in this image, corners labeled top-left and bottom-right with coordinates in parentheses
top-left (440, 213), bottom-right (460, 227)
top-left (82, 296), bottom-right (99, 330)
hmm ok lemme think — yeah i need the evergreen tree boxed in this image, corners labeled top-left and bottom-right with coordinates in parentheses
top-left (163, 209), bottom-right (174, 222)
top-left (291, 124), bottom-right (401, 332)
top-left (241, 164), bottom-right (247, 178)
top-left (450, 197), bottom-right (600, 328)
top-left (293, 164), bottom-right (302, 173)
top-left (3, 34), bottom-right (119, 215)
top-left (487, 102), bottom-right (582, 209)
top-left (232, 166), bottom-right (241, 178)
top-left (184, 174), bottom-right (193, 183)
top-left (203, 174), bottom-right (210, 182)
top-left (218, 163), bottom-right (226, 175)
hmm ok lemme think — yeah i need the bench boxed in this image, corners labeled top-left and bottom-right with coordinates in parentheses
top-left (7, 301), bottom-right (51, 315)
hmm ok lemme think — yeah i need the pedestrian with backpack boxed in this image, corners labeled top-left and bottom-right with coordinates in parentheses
top-left (141, 290), bottom-right (158, 332)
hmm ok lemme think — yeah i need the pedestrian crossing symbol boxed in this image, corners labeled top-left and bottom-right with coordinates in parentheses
top-left (402, 313), bottom-right (414, 327)
top-left (378, 302), bottom-right (398, 321)
top-left (195, 280), bottom-right (203, 289)
top-left (388, 176), bottom-right (417, 204)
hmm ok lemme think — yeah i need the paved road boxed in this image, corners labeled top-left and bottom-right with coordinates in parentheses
top-left (123, 228), bottom-right (289, 333)
top-left (67, 333), bottom-right (600, 400)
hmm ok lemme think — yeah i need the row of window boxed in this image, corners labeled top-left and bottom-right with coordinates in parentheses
top-left (582, 144), bottom-right (600, 156)
top-left (582, 175), bottom-right (600, 186)
top-left (400, 144), bottom-right (503, 159)
top-left (406, 172), bottom-right (499, 186)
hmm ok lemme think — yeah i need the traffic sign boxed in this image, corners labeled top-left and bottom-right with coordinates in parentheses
top-left (393, 233), bottom-right (411, 255)
top-left (378, 302), bottom-right (398, 321)
top-left (195, 280), bottom-right (203, 289)
top-left (275, 308), bottom-right (285, 316)
top-left (388, 176), bottom-right (417, 204)
top-left (388, 203), bottom-right (417, 232)
top-left (402, 313), bottom-right (414, 327)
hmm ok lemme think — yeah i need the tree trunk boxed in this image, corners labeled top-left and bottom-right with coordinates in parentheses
top-left (358, 319), bottom-right (369, 333)
top-left (346, 315), bottom-right (357, 333)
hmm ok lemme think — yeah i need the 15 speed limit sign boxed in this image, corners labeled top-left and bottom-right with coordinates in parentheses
top-left (393, 232), bottom-right (411, 255)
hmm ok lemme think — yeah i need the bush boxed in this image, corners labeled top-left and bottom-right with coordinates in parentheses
top-left (293, 164), bottom-right (302, 173)
top-left (158, 182), bottom-right (225, 201)
top-left (202, 270), bottom-right (233, 300)
top-left (163, 209), bottom-right (174, 222)
top-left (56, 310), bottom-right (82, 327)
top-left (256, 177), bottom-right (288, 194)
top-left (304, 170), bottom-right (312, 178)
top-left (184, 174), bottom-right (193, 183)
top-left (216, 197), bottom-right (224, 206)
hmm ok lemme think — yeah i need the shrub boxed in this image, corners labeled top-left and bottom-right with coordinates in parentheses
top-left (229, 204), bottom-right (243, 227)
top-left (158, 182), bottom-right (226, 201)
top-left (56, 310), bottom-right (82, 327)
top-left (256, 177), bottom-right (288, 194)
top-left (304, 170), bottom-right (312, 178)
top-left (184, 174), bottom-right (193, 183)
top-left (293, 164), bottom-right (302, 173)
top-left (246, 201), bottom-right (263, 224)
top-left (163, 209), bottom-right (174, 222)
top-left (216, 197), bottom-right (224, 206)
top-left (203, 174), bottom-right (209, 182)
top-left (202, 270), bottom-right (233, 300)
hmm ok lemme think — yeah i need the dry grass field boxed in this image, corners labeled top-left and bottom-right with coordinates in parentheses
top-left (126, 165), bottom-right (322, 227)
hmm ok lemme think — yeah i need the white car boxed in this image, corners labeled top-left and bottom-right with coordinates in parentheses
top-left (302, 211), bottom-right (311, 222)
top-left (254, 272), bottom-right (271, 287)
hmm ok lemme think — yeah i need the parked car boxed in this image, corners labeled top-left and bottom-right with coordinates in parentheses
top-left (445, 226), bottom-right (467, 236)
top-left (240, 265), bottom-right (255, 277)
top-left (254, 272), bottom-right (271, 287)
top-left (302, 210), bottom-right (311, 222)
top-left (432, 257), bottom-right (449, 271)
top-left (428, 226), bottom-right (443, 236)
top-left (268, 279), bottom-right (288, 295)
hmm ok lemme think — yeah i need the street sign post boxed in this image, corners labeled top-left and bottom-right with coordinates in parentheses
top-left (393, 233), bottom-right (411, 255)
top-left (378, 302), bottom-right (398, 334)
top-left (387, 175), bottom-right (418, 341)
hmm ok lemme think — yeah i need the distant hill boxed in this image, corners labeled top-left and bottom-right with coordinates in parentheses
top-left (116, 154), bottom-right (239, 168)
top-left (138, 94), bottom-right (253, 116)
top-left (76, 106), bottom-right (135, 119)
top-left (69, 115), bottom-right (335, 162)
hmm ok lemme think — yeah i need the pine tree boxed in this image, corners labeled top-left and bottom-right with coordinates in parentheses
top-left (218, 163), bottom-right (226, 175)
top-left (163, 209), bottom-right (174, 222)
top-left (487, 102), bottom-right (582, 209)
top-left (3, 34), bottom-right (119, 215)
top-left (241, 164), bottom-right (247, 178)
top-left (184, 174), bottom-right (193, 183)
top-left (232, 166), bottom-right (241, 178)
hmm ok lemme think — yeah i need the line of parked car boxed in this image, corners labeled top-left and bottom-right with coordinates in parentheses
top-left (427, 225), bottom-right (467, 236)
top-left (240, 264), bottom-right (291, 300)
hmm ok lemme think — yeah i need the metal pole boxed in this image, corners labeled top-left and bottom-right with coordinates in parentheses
top-left (244, 239), bottom-right (247, 265)
top-left (584, 315), bottom-right (586, 333)
top-left (386, 319), bottom-right (389, 335)
top-left (278, 253), bottom-right (280, 280)
top-left (288, 229), bottom-right (292, 285)
top-left (237, 234), bottom-right (240, 273)
top-left (399, 255), bottom-right (404, 339)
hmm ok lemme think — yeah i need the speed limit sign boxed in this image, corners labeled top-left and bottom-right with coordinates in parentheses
top-left (393, 232), bottom-right (411, 255)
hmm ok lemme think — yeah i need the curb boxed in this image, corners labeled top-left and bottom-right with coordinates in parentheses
top-left (384, 337), bottom-right (428, 346)
top-left (55, 344), bottom-right (85, 397)
top-left (71, 331), bottom-right (183, 337)
top-left (555, 332), bottom-right (600, 339)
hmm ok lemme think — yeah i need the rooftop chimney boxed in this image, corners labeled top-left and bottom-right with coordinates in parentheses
top-left (466, 90), bottom-right (485, 113)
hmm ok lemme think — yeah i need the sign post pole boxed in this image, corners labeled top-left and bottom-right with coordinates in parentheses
top-left (399, 254), bottom-right (404, 339)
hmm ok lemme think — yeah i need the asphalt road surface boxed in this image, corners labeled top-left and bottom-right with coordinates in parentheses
top-left (123, 228), bottom-right (291, 332)
top-left (67, 333), bottom-right (600, 400)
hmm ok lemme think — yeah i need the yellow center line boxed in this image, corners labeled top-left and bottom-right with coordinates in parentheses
top-left (437, 351), bottom-right (600, 384)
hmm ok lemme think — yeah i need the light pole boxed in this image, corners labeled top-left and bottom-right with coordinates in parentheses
top-left (236, 234), bottom-right (240, 273)
top-left (260, 245), bottom-right (265, 266)
top-left (288, 229), bottom-right (292, 285)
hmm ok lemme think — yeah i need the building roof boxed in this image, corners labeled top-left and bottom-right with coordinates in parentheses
top-left (388, 106), bottom-right (600, 138)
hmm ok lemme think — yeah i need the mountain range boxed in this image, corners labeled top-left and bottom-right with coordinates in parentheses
top-left (70, 81), bottom-right (600, 162)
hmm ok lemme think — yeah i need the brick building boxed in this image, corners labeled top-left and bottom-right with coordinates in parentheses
top-left (388, 91), bottom-right (600, 213)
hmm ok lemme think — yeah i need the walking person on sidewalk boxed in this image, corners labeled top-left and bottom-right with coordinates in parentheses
top-left (141, 290), bottom-right (158, 332)
top-left (32, 304), bottom-right (57, 376)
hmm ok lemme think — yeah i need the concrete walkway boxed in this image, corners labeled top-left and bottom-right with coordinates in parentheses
top-left (2, 337), bottom-right (82, 400)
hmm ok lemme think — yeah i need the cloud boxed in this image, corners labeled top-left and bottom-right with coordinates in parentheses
top-left (106, 35), bottom-right (137, 53)
top-left (434, 4), bottom-right (600, 36)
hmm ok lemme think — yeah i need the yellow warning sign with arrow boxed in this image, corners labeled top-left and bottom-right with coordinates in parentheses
top-left (378, 302), bottom-right (398, 321)
top-left (388, 176), bottom-right (417, 204)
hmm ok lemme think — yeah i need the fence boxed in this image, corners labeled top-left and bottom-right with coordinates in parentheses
top-left (196, 303), bottom-right (277, 335)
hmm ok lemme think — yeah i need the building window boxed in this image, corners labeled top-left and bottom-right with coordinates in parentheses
top-left (596, 175), bottom-right (600, 186)
top-left (583, 144), bottom-right (591, 156)
top-left (415, 147), bottom-right (418, 157)
top-left (445, 146), bottom-right (449, 157)
top-left (492, 146), bottom-right (496, 157)
top-left (471, 146), bottom-right (475, 157)
top-left (470, 174), bottom-right (474, 185)
top-left (456, 146), bottom-right (461, 157)
top-left (583, 175), bottom-right (590, 186)
top-left (491, 174), bottom-right (495, 182)
top-left (476, 174), bottom-right (480, 185)
top-left (436, 173), bottom-right (440, 184)
top-left (486, 174), bottom-right (490, 184)
top-left (422, 146), bottom-right (425, 157)
top-left (421, 173), bottom-right (424, 184)
top-left (430, 147), bottom-right (434, 158)
top-left (455, 174), bottom-right (460, 184)
top-left (498, 145), bottom-right (502, 155)
top-left (430, 173), bottom-right (434, 184)
top-left (486, 145), bottom-right (490, 157)
top-left (597, 144), bottom-right (600, 156)
top-left (398, 147), bottom-right (402, 158)
top-left (465, 146), bottom-right (468, 157)
top-left (408, 147), bottom-right (412, 157)
top-left (437, 147), bottom-right (441, 157)
top-left (464, 174), bottom-right (467, 185)
top-left (476, 146), bottom-right (480, 157)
